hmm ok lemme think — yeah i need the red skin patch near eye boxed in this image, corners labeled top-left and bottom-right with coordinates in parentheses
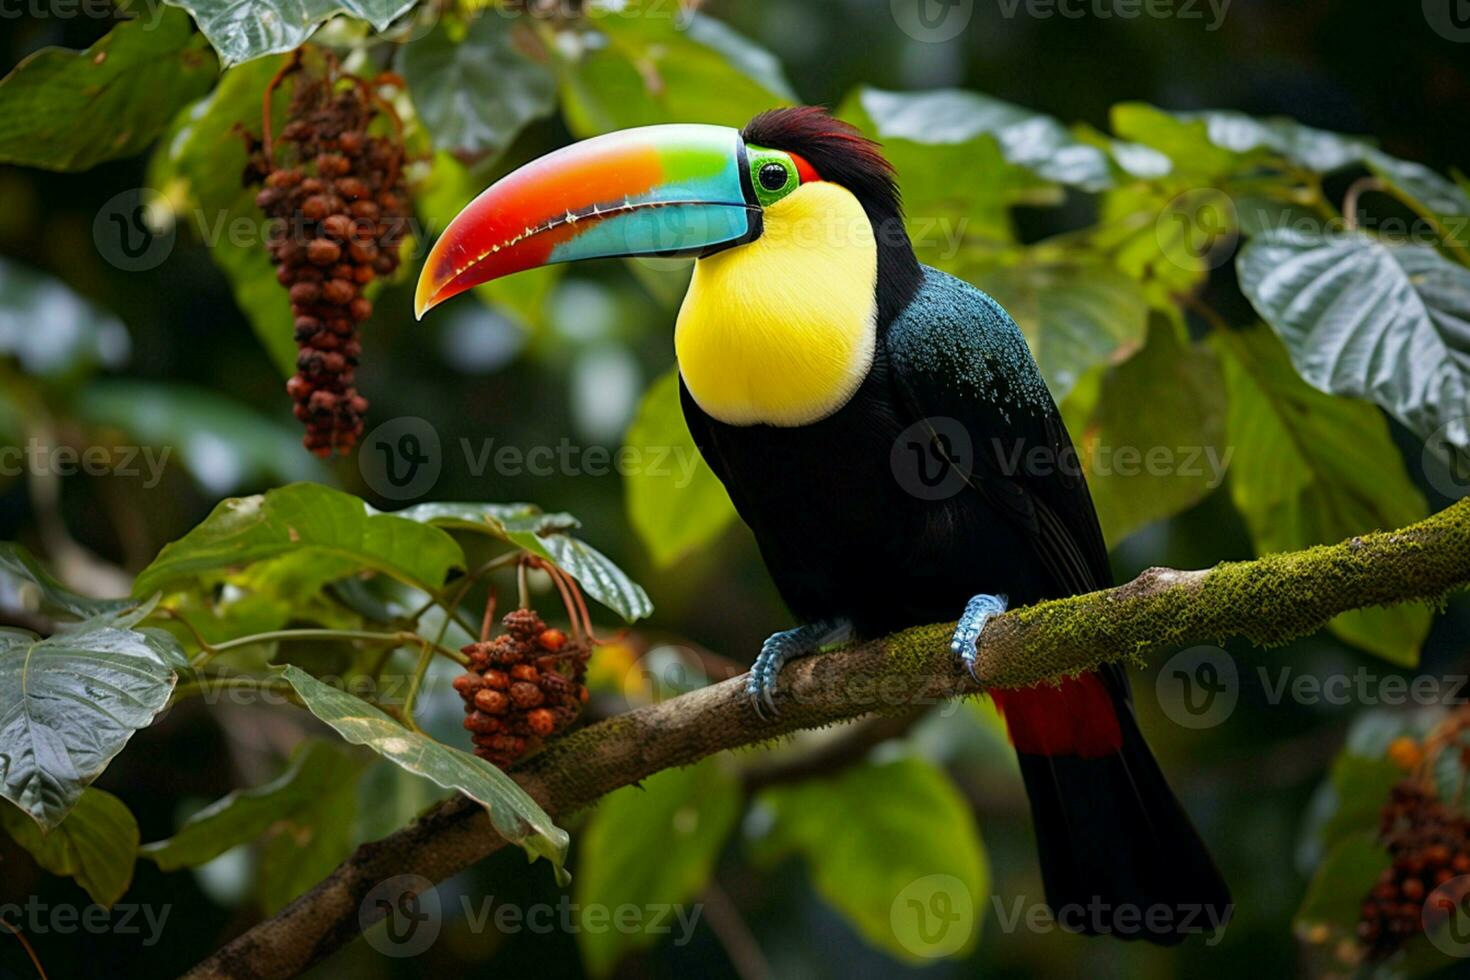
top-left (989, 673), bottom-right (1123, 759)
top-left (790, 152), bottom-right (820, 184)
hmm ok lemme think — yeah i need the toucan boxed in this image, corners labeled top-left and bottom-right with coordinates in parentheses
top-left (417, 107), bottom-right (1231, 943)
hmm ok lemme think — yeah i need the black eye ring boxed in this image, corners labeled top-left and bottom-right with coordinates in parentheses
top-left (758, 162), bottom-right (790, 192)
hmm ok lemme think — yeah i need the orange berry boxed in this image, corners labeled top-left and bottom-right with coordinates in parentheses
top-left (538, 628), bottom-right (567, 651)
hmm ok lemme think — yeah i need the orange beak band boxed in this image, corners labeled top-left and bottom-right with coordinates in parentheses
top-left (414, 124), bottom-right (761, 318)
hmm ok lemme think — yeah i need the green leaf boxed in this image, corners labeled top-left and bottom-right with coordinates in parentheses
top-left (401, 15), bottom-right (556, 163)
top-left (134, 483), bottom-right (464, 597)
top-left (0, 789), bottom-right (140, 907)
top-left (76, 381), bottom-right (324, 495)
top-left (750, 757), bottom-right (987, 962)
top-left (0, 621), bottom-right (183, 829)
top-left (847, 87), bottom-right (1112, 191)
top-left (1217, 324), bottom-right (1431, 665)
top-left (0, 257), bottom-right (130, 380)
top-left (257, 762), bottom-right (360, 914)
top-left (575, 759), bottom-right (740, 977)
top-left (395, 501), bottom-right (653, 622)
top-left (1111, 103), bottom-right (1253, 179)
top-left (141, 739), bottom-right (359, 870)
top-left (1317, 752), bottom-right (1402, 853)
top-left (623, 368), bottom-right (736, 569)
top-left (164, 0), bottom-right (416, 67)
top-left (970, 258), bottom-right (1148, 400)
top-left (0, 543), bottom-right (134, 621)
top-left (149, 56), bottom-right (295, 375)
top-left (556, 11), bottom-right (794, 137)
top-left (0, 8), bottom-right (217, 170)
top-left (1364, 149), bottom-right (1470, 255)
top-left (1295, 831), bottom-right (1389, 939)
top-left (279, 665), bottom-right (570, 882)
top-left (1239, 228), bottom-right (1470, 464)
top-left (1114, 104), bottom-right (1371, 176)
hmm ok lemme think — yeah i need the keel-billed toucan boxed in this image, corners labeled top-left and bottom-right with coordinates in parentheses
top-left (417, 108), bottom-right (1231, 942)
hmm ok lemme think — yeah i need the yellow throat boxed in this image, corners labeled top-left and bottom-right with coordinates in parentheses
top-left (675, 181), bottom-right (879, 427)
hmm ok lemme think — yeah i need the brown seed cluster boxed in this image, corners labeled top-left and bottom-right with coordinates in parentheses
top-left (454, 609), bottom-right (590, 769)
top-left (1358, 779), bottom-right (1470, 957)
top-left (244, 64), bottom-right (410, 457)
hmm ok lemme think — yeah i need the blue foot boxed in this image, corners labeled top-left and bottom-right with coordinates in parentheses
top-left (747, 620), bottom-right (851, 717)
top-left (950, 594), bottom-right (1008, 681)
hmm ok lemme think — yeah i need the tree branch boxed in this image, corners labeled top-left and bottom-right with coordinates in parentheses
top-left (186, 499), bottom-right (1470, 979)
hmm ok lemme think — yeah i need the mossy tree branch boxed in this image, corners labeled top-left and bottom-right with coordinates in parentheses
top-left (187, 499), bottom-right (1470, 980)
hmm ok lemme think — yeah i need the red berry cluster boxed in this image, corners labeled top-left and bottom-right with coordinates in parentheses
top-left (1358, 779), bottom-right (1470, 957)
top-left (454, 609), bottom-right (591, 769)
top-left (244, 62), bottom-right (410, 457)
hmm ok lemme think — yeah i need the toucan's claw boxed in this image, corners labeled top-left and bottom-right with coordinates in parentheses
top-left (950, 593), bottom-right (1008, 681)
top-left (746, 619), bottom-right (850, 717)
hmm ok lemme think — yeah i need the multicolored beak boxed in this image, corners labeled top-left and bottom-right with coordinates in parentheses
top-left (415, 124), bottom-right (760, 318)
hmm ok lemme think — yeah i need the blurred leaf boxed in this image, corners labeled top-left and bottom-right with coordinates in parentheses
top-left (1111, 103), bottom-right (1252, 179)
top-left (1217, 324), bottom-right (1430, 665)
top-left (1096, 181), bottom-right (1238, 311)
top-left (142, 739), bottom-right (359, 870)
top-left (257, 747), bottom-right (363, 913)
top-left (353, 757), bottom-right (454, 843)
top-left (279, 665), bottom-right (570, 882)
top-left (970, 258), bottom-right (1148, 400)
top-left (76, 381), bottom-right (323, 495)
top-left (149, 56), bottom-right (295, 375)
top-left (0, 257), bottom-right (130, 380)
top-left (1114, 104), bottom-right (1371, 175)
top-left (556, 10), bottom-right (793, 137)
top-left (1072, 322), bottom-right (1227, 544)
top-left (1239, 228), bottom-right (1470, 464)
top-left (1317, 752), bottom-right (1402, 853)
top-left (575, 759), bottom-right (740, 977)
top-left (750, 757), bottom-right (987, 962)
top-left (847, 87), bottom-right (1112, 191)
top-left (622, 368), bottom-right (736, 569)
top-left (1364, 150), bottom-right (1470, 254)
top-left (0, 9), bottom-right (217, 170)
top-left (396, 501), bottom-right (653, 622)
top-left (134, 483), bottom-right (464, 597)
top-left (401, 15), bottom-right (556, 163)
top-left (0, 788), bottom-right (139, 907)
top-left (0, 543), bottom-right (134, 621)
top-left (1294, 831), bottom-right (1388, 941)
top-left (0, 618), bottom-right (183, 829)
top-left (163, 0), bottom-right (415, 66)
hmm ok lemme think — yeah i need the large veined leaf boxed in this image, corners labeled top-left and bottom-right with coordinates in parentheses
top-left (0, 543), bottom-right (134, 621)
top-left (1069, 322), bottom-right (1227, 544)
top-left (163, 0), bottom-right (416, 66)
top-left (1217, 324), bottom-right (1431, 665)
top-left (749, 757), bottom-right (988, 963)
top-left (279, 666), bottom-right (570, 882)
top-left (1364, 149), bottom-right (1470, 254)
top-left (0, 257), bottom-right (130, 380)
top-left (971, 258), bottom-right (1149, 400)
top-left (134, 483), bottom-right (464, 597)
top-left (556, 10), bottom-right (794, 137)
top-left (847, 87), bottom-right (1112, 191)
top-left (0, 621), bottom-right (185, 828)
top-left (0, 8), bottom-right (217, 171)
top-left (395, 502), bottom-right (653, 622)
top-left (142, 739), bottom-right (360, 870)
top-left (575, 759), bottom-right (741, 977)
top-left (0, 788), bottom-right (140, 907)
top-left (1238, 228), bottom-right (1470, 462)
top-left (148, 56), bottom-right (295, 375)
top-left (401, 15), bottom-right (557, 162)
top-left (622, 368), bottom-right (737, 569)
top-left (77, 381), bottom-right (324, 495)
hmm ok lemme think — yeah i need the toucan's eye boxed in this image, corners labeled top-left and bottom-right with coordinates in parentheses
top-left (759, 163), bottom-right (790, 192)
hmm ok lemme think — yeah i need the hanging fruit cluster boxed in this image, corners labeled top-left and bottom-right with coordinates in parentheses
top-left (455, 608), bottom-right (591, 769)
top-left (1357, 727), bottom-right (1470, 958)
top-left (243, 52), bottom-right (411, 457)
